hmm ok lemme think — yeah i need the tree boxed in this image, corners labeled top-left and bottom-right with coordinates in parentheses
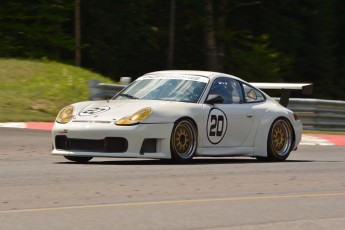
top-left (201, 0), bottom-right (285, 81)
top-left (244, 0), bottom-right (340, 98)
top-left (0, 0), bottom-right (74, 61)
top-left (81, 0), bottom-right (163, 79)
top-left (75, 0), bottom-right (81, 66)
top-left (167, 0), bottom-right (176, 69)
top-left (0, 0), bottom-right (344, 99)
top-left (333, 0), bottom-right (345, 99)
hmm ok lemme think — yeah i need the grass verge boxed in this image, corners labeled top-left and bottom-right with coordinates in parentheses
top-left (0, 59), bottom-right (114, 121)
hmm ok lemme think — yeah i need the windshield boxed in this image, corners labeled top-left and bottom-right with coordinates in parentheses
top-left (113, 75), bottom-right (209, 103)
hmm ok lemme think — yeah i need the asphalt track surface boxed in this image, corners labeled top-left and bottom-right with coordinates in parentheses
top-left (1, 128), bottom-right (345, 230)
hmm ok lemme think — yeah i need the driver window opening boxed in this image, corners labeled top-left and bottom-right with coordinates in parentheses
top-left (208, 78), bottom-right (243, 104)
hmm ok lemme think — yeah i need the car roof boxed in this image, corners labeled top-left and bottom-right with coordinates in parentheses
top-left (146, 70), bottom-right (244, 82)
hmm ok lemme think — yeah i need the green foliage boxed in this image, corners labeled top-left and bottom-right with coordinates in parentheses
top-left (225, 34), bottom-right (288, 82)
top-left (333, 0), bottom-right (345, 99)
top-left (244, 0), bottom-right (340, 99)
top-left (81, 0), bottom-right (162, 78)
top-left (0, 0), bottom-right (74, 60)
top-left (0, 59), bottom-right (114, 121)
top-left (0, 0), bottom-right (344, 100)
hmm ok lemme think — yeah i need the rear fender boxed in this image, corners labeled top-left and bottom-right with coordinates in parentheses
top-left (253, 111), bottom-right (296, 157)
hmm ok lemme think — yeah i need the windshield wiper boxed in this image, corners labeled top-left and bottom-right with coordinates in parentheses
top-left (118, 93), bottom-right (139, 99)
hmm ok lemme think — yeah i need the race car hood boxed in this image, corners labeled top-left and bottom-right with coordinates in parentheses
top-left (71, 99), bottom-right (202, 124)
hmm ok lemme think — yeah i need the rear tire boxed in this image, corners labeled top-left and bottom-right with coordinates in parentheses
top-left (170, 118), bottom-right (197, 163)
top-left (266, 118), bottom-right (294, 161)
top-left (64, 156), bottom-right (93, 163)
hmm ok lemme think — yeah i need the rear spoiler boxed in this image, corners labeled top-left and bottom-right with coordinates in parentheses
top-left (251, 83), bottom-right (313, 107)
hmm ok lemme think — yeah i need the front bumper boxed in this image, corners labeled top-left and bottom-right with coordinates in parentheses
top-left (52, 122), bottom-right (174, 159)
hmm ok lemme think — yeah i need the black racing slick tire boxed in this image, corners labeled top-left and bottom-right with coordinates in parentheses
top-left (64, 156), bottom-right (93, 163)
top-left (266, 118), bottom-right (294, 161)
top-left (170, 118), bottom-right (197, 163)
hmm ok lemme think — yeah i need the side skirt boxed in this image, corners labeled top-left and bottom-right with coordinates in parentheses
top-left (196, 147), bottom-right (253, 157)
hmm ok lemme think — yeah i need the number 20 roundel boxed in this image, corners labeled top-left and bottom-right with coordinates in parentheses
top-left (207, 108), bottom-right (228, 144)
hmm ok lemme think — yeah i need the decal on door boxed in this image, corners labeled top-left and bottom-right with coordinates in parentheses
top-left (79, 106), bottom-right (110, 116)
top-left (207, 108), bottom-right (228, 144)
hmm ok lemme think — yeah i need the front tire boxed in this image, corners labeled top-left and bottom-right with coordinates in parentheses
top-left (64, 156), bottom-right (93, 163)
top-left (266, 118), bottom-right (294, 161)
top-left (170, 118), bottom-right (197, 163)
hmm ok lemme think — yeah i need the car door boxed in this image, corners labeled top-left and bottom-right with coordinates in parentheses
top-left (202, 77), bottom-right (260, 148)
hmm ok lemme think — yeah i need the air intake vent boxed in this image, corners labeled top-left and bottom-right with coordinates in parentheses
top-left (55, 135), bottom-right (128, 153)
top-left (140, 138), bottom-right (157, 154)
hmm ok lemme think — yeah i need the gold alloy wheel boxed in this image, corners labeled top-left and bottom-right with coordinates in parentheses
top-left (271, 119), bottom-right (292, 157)
top-left (172, 120), bottom-right (196, 159)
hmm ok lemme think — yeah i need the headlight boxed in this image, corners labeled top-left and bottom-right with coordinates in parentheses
top-left (56, 105), bottom-right (74, 124)
top-left (116, 107), bottom-right (152, 125)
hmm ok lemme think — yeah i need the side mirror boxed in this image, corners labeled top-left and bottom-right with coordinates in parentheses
top-left (205, 94), bottom-right (224, 104)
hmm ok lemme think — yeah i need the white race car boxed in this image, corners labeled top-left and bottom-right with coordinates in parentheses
top-left (52, 70), bottom-right (312, 163)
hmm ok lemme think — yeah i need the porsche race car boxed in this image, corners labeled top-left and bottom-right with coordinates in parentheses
top-left (52, 70), bottom-right (312, 163)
